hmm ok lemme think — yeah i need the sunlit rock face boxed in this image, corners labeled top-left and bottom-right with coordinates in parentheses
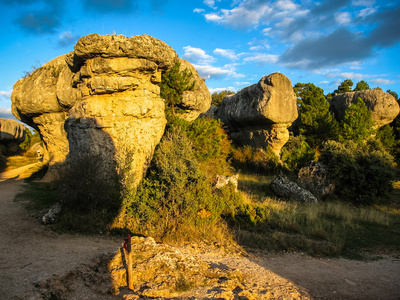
top-left (329, 88), bottom-right (400, 128)
top-left (0, 118), bottom-right (26, 155)
top-left (11, 34), bottom-right (210, 184)
top-left (214, 73), bottom-right (298, 155)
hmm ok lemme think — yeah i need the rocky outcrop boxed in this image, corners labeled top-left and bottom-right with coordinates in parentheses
top-left (11, 34), bottom-right (210, 184)
top-left (297, 161), bottom-right (335, 200)
top-left (271, 175), bottom-right (318, 203)
top-left (329, 88), bottom-right (400, 127)
top-left (213, 73), bottom-right (298, 155)
top-left (0, 118), bottom-right (26, 155)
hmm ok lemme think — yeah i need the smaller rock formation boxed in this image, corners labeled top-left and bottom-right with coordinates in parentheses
top-left (41, 203), bottom-right (62, 224)
top-left (271, 175), bottom-right (318, 203)
top-left (329, 88), bottom-right (400, 127)
top-left (0, 118), bottom-right (26, 155)
top-left (297, 161), bottom-right (335, 200)
top-left (213, 73), bottom-right (298, 155)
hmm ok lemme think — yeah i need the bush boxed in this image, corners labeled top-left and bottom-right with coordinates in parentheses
top-left (121, 126), bottom-right (241, 244)
top-left (320, 140), bottom-right (396, 205)
top-left (231, 145), bottom-right (281, 175)
top-left (281, 135), bottom-right (316, 172)
top-left (57, 154), bottom-right (121, 233)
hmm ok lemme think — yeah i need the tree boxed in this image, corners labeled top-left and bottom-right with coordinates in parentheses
top-left (159, 61), bottom-right (195, 113)
top-left (387, 89), bottom-right (399, 101)
top-left (211, 90), bottom-right (235, 106)
top-left (294, 83), bottom-right (339, 147)
top-left (334, 79), bottom-right (353, 94)
top-left (341, 98), bottom-right (375, 144)
top-left (354, 80), bottom-right (370, 91)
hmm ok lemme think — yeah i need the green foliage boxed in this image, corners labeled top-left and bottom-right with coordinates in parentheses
top-left (167, 116), bottom-right (232, 178)
top-left (354, 80), bottom-right (370, 91)
top-left (320, 140), bottom-right (396, 205)
top-left (19, 129), bottom-right (41, 152)
top-left (58, 154), bottom-right (121, 233)
top-left (294, 82), bottom-right (339, 146)
top-left (376, 124), bottom-right (398, 151)
top-left (334, 79), bottom-right (354, 94)
top-left (281, 135), bottom-right (316, 172)
top-left (341, 98), bottom-right (375, 144)
top-left (386, 89), bottom-right (399, 101)
top-left (159, 61), bottom-right (195, 113)
top-left (211, 90), bottom-right (235, 106)
top-left (122, 124), bottom-right (241, 243)
top-left (231, 146), bottom-right (281, 175)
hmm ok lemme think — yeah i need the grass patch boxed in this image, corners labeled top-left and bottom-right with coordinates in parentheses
top-left (14, 181), bottom-right (59, 212)
top-left (231, 173), bottom-right (400, 258)
top-left (5, 156), bottom-right (39, 170)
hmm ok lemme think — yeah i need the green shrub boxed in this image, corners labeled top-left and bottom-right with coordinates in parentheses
top-left (320, 140), bottom-right (396, 205)
top-left (122, 126), bottom-right (241, 244)
top-left (231, 146), bottom-right (281, 174)
top-left (57, 154), bottom-right (121, 233)
top-left (281, 135), bottom-right (316, 172)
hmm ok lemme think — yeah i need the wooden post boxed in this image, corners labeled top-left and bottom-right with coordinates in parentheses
top-left (125, 234), bottom-right (134, 290)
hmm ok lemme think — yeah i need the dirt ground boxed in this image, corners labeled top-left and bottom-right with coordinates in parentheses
top-left (0, 165), bottom-right (399, 300)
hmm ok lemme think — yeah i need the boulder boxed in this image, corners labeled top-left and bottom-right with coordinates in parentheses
top-left (329, 88), bottom-right (400, 128)
top-left (214, 73), bottom-right (298, 155)
top-left (0, 118), bottom-right (26, 155)
top-left (270, 175), bottom-right (318, 203)
top-left (11, 34), bottom-right (210, 185)
top-left (215, 174), bottom-right (239, 192)
top-left (297, 161), bottom-right (335, 200)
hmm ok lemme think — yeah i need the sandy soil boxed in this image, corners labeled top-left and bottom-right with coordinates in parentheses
top-left (0, 165), bottom-right (399, 300)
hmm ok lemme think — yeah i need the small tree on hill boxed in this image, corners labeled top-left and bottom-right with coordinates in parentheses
top-left (159, 61), bottom-right (195, 114)
top-left (334, 79), bottom-right (354, 94)
top-left (354, 80), bottom-right (370, 91)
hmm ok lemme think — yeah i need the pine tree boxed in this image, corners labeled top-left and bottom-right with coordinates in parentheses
top-left (294, 83), bottom-right (339, 147)
top-left (159, 61), bottom-right (195, 113)
top-left (341, 98), bottom-right (375, 144)
top-left (334, 79), bottom-right (353, 94)
top-left (354, 80), bottom-right (370, 91)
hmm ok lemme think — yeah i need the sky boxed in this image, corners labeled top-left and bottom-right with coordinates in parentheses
top-left (1, 0), bottom-right (399, 121)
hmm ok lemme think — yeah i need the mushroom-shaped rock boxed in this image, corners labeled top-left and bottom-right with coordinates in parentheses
top-left (329, 88), bottom-right (400, 128)
top-left (215, 73), bottom-right (298, 155)
top-left (11, 34), bottom-right (209, 185)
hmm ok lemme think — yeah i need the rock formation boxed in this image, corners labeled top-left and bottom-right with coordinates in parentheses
top-left (297, 161), bottom-right (335, 200)
top-left (329, 88), bottom-right (400, 127)
top-left (0, 118), bottom-right (26, 155)
top-left (271, 175), bottom-right (318, 203)
top-left (212, 73), bottom-right (298, 155)
top-left (11, 34), bottom-right (211, 184)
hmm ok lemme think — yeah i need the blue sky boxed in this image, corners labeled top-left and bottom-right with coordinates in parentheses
top-left (1, 0), bottom-right (399, 120)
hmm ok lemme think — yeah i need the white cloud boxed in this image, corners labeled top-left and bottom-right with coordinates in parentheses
top-left (204, 13), bottom-right (223, 22)
top-left (275, 0), bottom-right (298, 11)
top-left (335, 12), bottom-right (351, 25)
top-left (0, 90), bottom-right (12, 98)
top-left (244, 53), bottom-right (279, 65)
top-left (262, 27), bottom-right (272, 36)
top-left (58, 31), bottom-right (79, 47)
top-left (276, 17), bottom-right (295, 28)
top-left (192, 64), bottom-right (232, 79)
top-left (183, 46), bottom-right (215, 65)
top-left (204, 0), bottom-right (221, 9)
top-left (370, 78), bottom-right (396, 85)
top-left (213, 48), bottom-right (238, 60)
top-left (0, 107), bottom-right (15, 120)
top-left (319, 81), bottom-right (329, 85)
top-left (208, 87), bottom-right (236, 94)
top-left (352, 0), bottom-right (375, 6)
top-left (234, 81), bottom-right (251, 86)
top-left (193, 8), bottom-right (205, 13)
top-left (358, 7), bottom-right (376, 18)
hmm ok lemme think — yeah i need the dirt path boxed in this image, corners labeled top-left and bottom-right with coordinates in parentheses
top-left (0, 165), bottom-right (399, 299)
top-left (0, 166), bottom-right (121, 300)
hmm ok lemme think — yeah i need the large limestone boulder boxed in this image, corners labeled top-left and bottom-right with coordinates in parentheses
top-left (11, 34), bottom-right (210, 185)
top-left (329, 88), bottom-right (400, 127)
top-left (0, 118), bottom-right (26, 155)
top-left (214, 73), bottom-right (298, 155)
top-left (271, 175), bottom-right (318, 203)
